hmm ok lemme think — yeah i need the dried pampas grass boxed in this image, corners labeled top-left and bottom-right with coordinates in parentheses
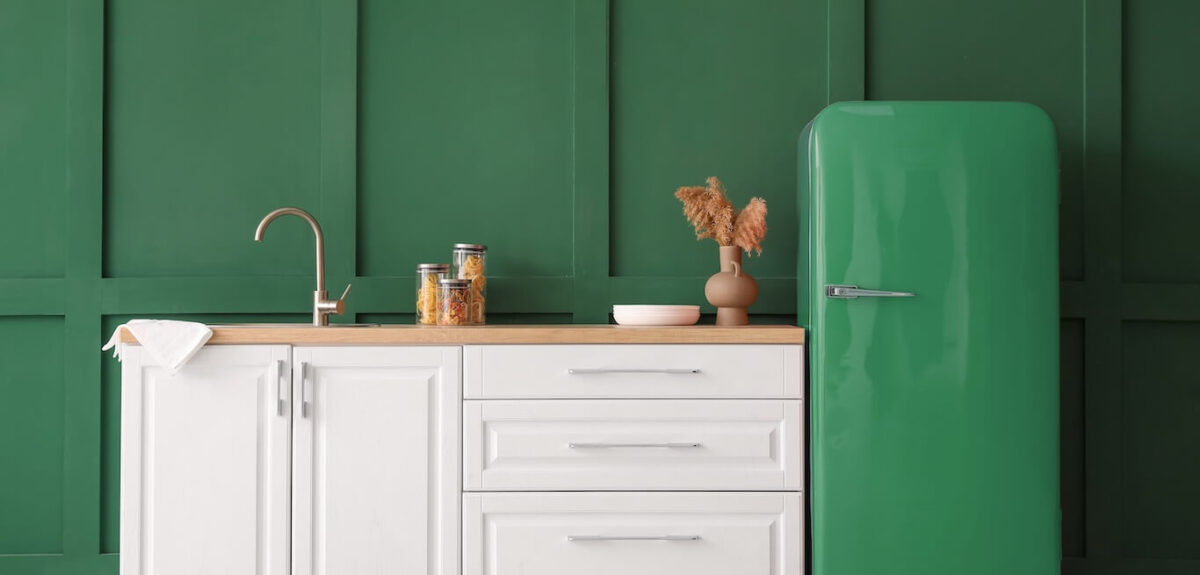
top-left (675, 176), bottom-right (767, 255)
top-left (675, 177), bottom-right (734, 245)
top-left (733, 197), bottom-right (768, 255)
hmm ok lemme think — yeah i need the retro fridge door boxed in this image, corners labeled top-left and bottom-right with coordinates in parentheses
top-left (804, 102), bottom-right (1060, 575)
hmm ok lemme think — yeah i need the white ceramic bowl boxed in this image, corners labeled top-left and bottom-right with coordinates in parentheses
top-left (612, 305), bottom-right (701, 326)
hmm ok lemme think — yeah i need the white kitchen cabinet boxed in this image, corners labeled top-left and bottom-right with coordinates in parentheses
top-left (120, 345), bottom-right (292, 575)
top-left (463, 492), bottom-right (803, 575)
top-left (120, 331), bottom-right (805, 575)
top-left (120, 345), bottom-right (460, 575)
top-left (291, 346), bottom-right (460, 575)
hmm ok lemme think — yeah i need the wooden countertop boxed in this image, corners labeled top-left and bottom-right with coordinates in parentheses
top-left (119, 324), bottom-right (804, 345)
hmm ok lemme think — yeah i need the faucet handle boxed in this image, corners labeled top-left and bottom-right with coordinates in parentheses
top-left (334, 283), bottom-right (352, 315)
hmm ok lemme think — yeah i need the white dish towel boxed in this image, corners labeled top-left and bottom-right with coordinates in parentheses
top-left (102, 320), bottom-right (213, 372)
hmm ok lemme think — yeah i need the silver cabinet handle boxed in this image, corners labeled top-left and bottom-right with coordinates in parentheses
top-left (300, 362), bottom-right (311, 418)
top-left (567, 368), bottom-right (700, 375)
top-left (275, 360), bottom-right (286, 417)
top-left (826, 284), bottom-right (915, 299)
top-left (568, 535), bottom-right (701, 542)
top-left (569, 442), bottom-right (701, 449)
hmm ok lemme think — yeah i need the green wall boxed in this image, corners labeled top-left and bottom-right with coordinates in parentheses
top-left (0, 0), bottom-right (1196, 573)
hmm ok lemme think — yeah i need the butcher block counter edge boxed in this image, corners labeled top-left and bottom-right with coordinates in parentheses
top-left (118, 324), bottom-right (804, 345)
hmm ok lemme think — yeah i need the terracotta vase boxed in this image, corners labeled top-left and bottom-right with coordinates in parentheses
top-left (704, 246), bottom-right (758, 326)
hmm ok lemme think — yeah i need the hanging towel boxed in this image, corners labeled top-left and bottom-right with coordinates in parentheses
top-left (102, 320), bottom-right (213, 372)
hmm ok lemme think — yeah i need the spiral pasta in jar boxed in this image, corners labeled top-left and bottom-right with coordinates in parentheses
top-left (452, 243), bottom-right (487, 325)
top-left (415, 263), bottom-right (449, 325)
top-left (437, 278), bottom-right (472, 326)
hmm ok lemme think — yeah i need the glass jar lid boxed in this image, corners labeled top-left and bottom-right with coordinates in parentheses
top-left (452, 243), bottom-right (487, 252)
top-left (438, 278), bottom-right (472, 287)
top-left (417, 263), bottom-right (450, 271)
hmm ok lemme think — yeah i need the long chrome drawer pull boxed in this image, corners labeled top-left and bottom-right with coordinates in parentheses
top-left (568, 535), bottom-right (701, 542)
top-left (568, 442), bottom-right (702, 449)
top-left (826, 284), bottom-right (915, 299)
top-left (567, 368), bottom-right (701, 375)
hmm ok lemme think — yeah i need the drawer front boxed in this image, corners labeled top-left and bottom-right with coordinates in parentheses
top-left (464, 400), bottom-right (802, 491)
top-left (463, 493), bottom-right (802, 575)
top-left (463, 345), bottom-right (803, 399)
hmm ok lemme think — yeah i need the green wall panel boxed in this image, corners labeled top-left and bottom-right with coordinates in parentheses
top-left (866, 0), bottom-right (1085, 281)
top-left (98, 313), bottom-right (309, 553)
top-left (0, 317), bottom-right (65, 554)
top-left (1121, 321), bottom-right (1200, 559)
top-left (609, 0), bottom-right (826, 279)
top-left (1061, 318), bottom-right (1085, 558)
top-left (1121, 1), bottom-right (1200, 283)
top-left (0, 1), bottom-right (67, 278)
top-left (102, 0), bottom-right (322, 278)
top-left (357, 0), bottom-right (574, 278)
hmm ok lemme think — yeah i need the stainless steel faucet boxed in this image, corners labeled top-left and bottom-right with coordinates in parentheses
top-left (254, 207), bottom-right (351, 326)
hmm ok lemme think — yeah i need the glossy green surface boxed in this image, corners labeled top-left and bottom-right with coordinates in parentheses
top-left (806, 102), bottom-right (1060, 575)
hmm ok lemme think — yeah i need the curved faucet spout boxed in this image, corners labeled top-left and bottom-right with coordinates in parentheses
top-left (254, 207), bottom-right (325, 292)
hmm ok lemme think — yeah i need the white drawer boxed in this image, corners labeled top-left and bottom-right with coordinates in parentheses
top-left (463, 400), bottom-right (802, 491)
top-left (463, 492), bottom-right (802, 575)
top-left (463, 345), bottom-right (803, 399)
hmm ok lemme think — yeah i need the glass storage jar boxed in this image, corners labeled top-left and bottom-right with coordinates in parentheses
top-left (437, 278), bottom-right (472, 326)
top-left (451, 243), bottom-right (487, 325)
top-left (415, 263), bottom-right (449, 325)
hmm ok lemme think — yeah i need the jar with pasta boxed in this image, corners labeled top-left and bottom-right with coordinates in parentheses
top-left (415, 263), bottom-right (449, 325)
top-left (452, 243), bottom-right (487, 325)
top-left (437, 278), bottom-right (472, 326)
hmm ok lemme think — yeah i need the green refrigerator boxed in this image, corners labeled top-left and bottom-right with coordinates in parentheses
top-left (801, 102), bottom-right (1060, 575)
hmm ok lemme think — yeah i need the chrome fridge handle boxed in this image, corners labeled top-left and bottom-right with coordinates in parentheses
top-left (826, 284), bottom-right (915, 299)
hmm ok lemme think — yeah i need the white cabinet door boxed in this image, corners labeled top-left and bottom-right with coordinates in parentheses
top-left (120, 345), bottom-right (291, 575)
top-left (463, 492), bottom-right (803, 575)
top-left (291, 346), bottom-right (460, 575)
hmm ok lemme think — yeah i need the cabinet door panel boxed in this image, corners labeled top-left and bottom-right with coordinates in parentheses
top-left (463, 493), bottom-right (802, 575)
top-left (292, 346), bottom-right (460, 575)
top-left (464, 400), bottom-right (803, 491)
top-left (120, 345), bottom-right (291, 575)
